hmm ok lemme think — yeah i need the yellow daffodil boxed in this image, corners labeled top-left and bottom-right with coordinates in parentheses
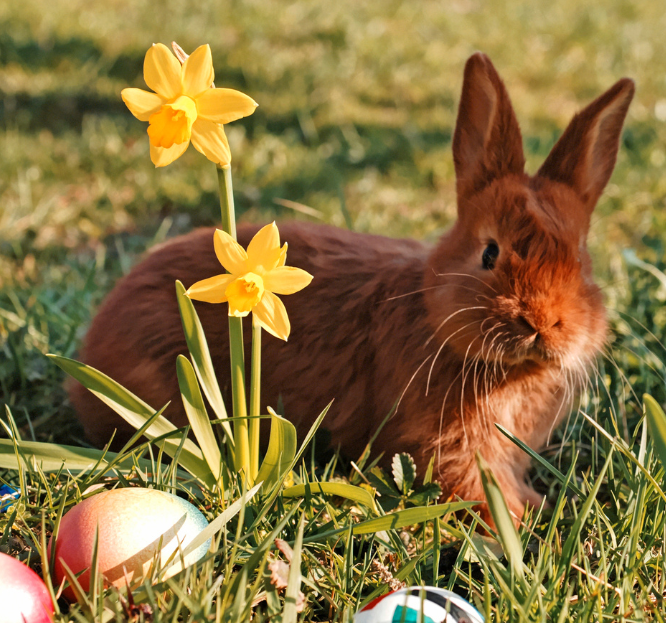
top-left (186, 223), bottom-right (313, 341)
top-left (121, 43), bottom-right (257, 167)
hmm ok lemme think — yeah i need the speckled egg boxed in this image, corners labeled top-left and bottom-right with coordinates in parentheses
top-left (0, 551), bottom-right (54, 623)
top-left (50, 488), bottom-right (210, 596)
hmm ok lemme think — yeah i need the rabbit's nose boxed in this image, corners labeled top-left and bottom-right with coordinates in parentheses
top-left (521, 312), bottom-right (562, 335)
top-left (517, 316), bottom-right (538, 336)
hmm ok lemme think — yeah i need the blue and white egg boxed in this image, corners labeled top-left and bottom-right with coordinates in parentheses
top-left (355, 587), bottom-right (484, 623)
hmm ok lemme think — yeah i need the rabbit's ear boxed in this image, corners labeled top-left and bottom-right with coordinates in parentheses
top-left (537, 78), bottom-right (634, 212)
top-left (453, 53), bottom-right (525, 198)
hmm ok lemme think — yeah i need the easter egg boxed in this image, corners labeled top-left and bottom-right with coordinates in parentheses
top-left (0, 551), bottom-right (54, 623)
top-left (50, 488), bottom-right (210, 596)
top-left (355, 587), bottom-right (484, 623)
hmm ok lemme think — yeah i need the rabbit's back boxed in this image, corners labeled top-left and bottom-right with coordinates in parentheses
top-left (72, 221), bottom-right (433, 453)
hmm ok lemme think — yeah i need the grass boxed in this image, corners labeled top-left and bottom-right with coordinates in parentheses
top-left (2, 0), bottom-right (666, 620)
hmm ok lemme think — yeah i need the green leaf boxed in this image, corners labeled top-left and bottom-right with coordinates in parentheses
top-left (178, 483), bottom-right (261, 561)
top-left (304, 501), bottom-right (475, 542)
top-left (351, 501), bottom-right (475, 535)
top-left (175, 280), bottom-right (233, 441)
top-left (477, 454), bottom-right (525, 581)
top-left (0, 438), bottom-right (153, 473)
top-left (558, 448), bottom-right (613, 574)
top-left (282, 516), bottom-right (305, 623)
top-left (644, 394), bottom-right (666, 474)
top-left (282, 482), bottom-right (376, 509)
top-left (367, 467), bottom-right (399, 497)
top-left (392, 453), bottom-right (416, 494)
top-left (495, 423), bottom-right (584, 497)
top-left (176, 354), bottom-right (223, 482)
top-left (47, 354), bottom-right (216, 489)
top-left (408, 482), bottom-right (442, 506)
top-left (255, 408), bottom-right (297, 491)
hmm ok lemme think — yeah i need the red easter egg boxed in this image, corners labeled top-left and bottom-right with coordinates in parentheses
top-left (0, 551), bottom-right (54, 623)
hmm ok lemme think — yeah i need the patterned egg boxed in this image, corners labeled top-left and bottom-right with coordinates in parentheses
top-left (49, 488), bottom-right (210, 597)
top-left (0, 551), bottom-right (54, 623)
top-left (355, 587), bottom-right (484, 623)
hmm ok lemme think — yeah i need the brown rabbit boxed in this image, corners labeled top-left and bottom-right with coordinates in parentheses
top-left (71, 53), bottom-right (634, 521)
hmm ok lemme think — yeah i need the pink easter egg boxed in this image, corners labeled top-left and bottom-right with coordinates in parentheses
top-left (0, 551), bottom-right (54, 623)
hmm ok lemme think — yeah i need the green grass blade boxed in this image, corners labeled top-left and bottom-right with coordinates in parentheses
top-left (496, 423), bottom-right (584, 498)
top-left (305, 501), bottom-right (476, 542)
top-left (163, 483), bottom-right (263, 577)
top-left (558, 448), bottom-right (614, 575)
top-left (175, 280), bottom-right (233, 440)
top-left (255, 408), bottom-right (297, 490)
top-left (0, 438), bottom-right (154, 473)
top-left (477, 453), bottom-right (525, 582)
top-left (176, 354), bottom-right (223, 483)
top-left (644, 394), bottom-right (666, 473)
top-left (282, 482), bottom-right (376, 510)
top-left (282, 516), bottom-right (305, 623)
top-left (47, 354), bottom-right (215, 488)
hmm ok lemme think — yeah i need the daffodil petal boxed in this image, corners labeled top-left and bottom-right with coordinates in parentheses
top-left (186, 274), bottom-right (235, 303)
top-left (264, 266), bottom-right (313, 295)
top-left (196, 88), bottom-right (258, 124)
top-left (121, 88), bottom-right (165, 121)
top-left (214, 229), bottom-right (248, 275)
top-left (144, 43), bottom-right (182, 100)
top-left (182, 44), bottom-right (215, 98)
top-left (190, 119), bottom-right (231, 166)
top-left (247, 223), bottom-right (281, 271)
top-left (149, 140), bottom-right (190, 167)
top-left (253, 291), bottom-right (290, 341)
top-left (277, 242), bottom-right (288, 267)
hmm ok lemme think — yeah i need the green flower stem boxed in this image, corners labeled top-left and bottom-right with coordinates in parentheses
top-left (216, 164), bottom-right (249, 477)
top-left (249, 320), bottom-right (262, 481)
top-left (217, 164), bottom-right (237, 238)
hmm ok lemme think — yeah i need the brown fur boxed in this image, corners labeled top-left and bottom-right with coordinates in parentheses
top-left (70, 54), bottom-right (634, 522)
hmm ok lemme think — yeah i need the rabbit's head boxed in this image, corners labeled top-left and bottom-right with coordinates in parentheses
top-left (425, 53), bottom-right (634, 374)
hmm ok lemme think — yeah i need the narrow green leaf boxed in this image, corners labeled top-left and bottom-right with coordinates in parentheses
top-left (645, 394), bottom-right (666, 473)
top-left (253, 402), bottom-right (332, 526)
top-left (282, 516), bottom-right (305, 623)
top-left (496, 423), bottom-right (584, 498)
top-left (175, 281), bottom-right (233, 441)
top-left (0, 438), bottom-right (153, 473)
top-left (392, 452), bottom-right (416, 494)
top-left (304, 501), bottom-right (476, 542)
top-left (47, 354), bottom-right (215, 488)
top-left (558, 448), bottom-right (614, 574)
top-left (176, 354), bottom-right (223, 482)
top-left (228, 504), bottom-right (301, 598)
top-left (255, 408), bottom-right (297, 490)
top-left (423, 453), bottom-right (436, 485)
top-left (172, 483), bottom-right (262, 565)
top-left (282, 482), bottom-right (376, 509)
top-left (477, 454), bottom-right (525, 581)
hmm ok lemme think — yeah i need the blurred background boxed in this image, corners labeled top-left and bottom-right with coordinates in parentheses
top-left (1, 0), bottom-right (666, 444)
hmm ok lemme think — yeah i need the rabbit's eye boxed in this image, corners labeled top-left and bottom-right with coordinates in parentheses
top-left (482, 242), bottom-right (499, 270)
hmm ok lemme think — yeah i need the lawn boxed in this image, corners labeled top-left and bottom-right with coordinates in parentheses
top-left (2, 0), bottom-right (666, 620)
